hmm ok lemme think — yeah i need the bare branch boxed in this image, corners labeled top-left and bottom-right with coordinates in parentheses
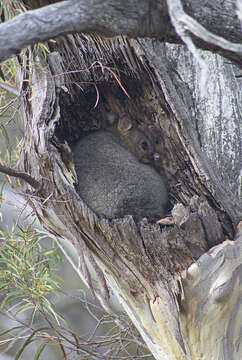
top-left (236, 0), bottom-right (242, 26)
top-left (166, 0), bottom-right (242, 92)
top-left (0, 0), bottom-right (153, 63)
top-left (0, 163), bottom-right (41, 189)
top-left (0, 81), bottom-right (20, 96)
top-left (167, 0), bottom-right (242, 56)
top-left (166, 0), bottom-right (209, 93)
top-left (0, 0), bottom-right (241, 66)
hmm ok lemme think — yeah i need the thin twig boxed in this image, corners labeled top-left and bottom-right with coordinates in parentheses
top-left (0, 163), bottom-right (41, 189)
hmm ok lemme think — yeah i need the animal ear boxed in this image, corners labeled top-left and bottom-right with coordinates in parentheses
top-left (117, 115), bottom-right (132, 135)
top-left (106, 112), bottom-right (117, 126)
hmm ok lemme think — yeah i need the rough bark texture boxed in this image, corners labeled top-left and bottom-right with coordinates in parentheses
top-left (164, 44), bottom-right (242, 200)
top-left (0, 0), bottom-right (242, 66)
top-left (2, 1), bottom-right (241, 359)
top-left (15, 31), bottom-right (242, 359)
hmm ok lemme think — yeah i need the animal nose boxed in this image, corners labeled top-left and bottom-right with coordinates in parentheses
top-left (153, 152), bottom-right (160, 161)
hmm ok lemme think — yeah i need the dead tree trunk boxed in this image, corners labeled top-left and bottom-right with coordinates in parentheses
top-left (15, 33), bottom-right (241, 359)
top-left (2, 2), bottom-right (241, 360)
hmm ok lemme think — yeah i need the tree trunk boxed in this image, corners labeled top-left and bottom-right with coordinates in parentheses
top-left (2, 2), bottom-right (241, 360)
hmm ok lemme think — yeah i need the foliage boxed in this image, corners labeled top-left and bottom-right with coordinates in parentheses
top-left (0, 226), bottom-right (64, 358)
top-left (0, 57), bottom-right (19, 115)
top-left (0, 226), bottom-right (63, 319)
top-left (0, 226), bottom-right (152, 359)
top-left (0, 56), bottom-right (22, 168)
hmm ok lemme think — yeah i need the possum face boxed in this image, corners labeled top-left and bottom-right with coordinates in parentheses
top-left (135, 133), bottom-right (154, 163)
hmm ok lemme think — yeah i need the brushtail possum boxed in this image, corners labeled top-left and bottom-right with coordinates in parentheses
top-left (72, 130), bottom-right (168, 222)
top-left (106, 113), bottom-right (155, 164)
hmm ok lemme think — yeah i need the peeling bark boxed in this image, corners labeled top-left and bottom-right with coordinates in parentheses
top-left (14, 32), bottom-right (241, 359)
top-left (1, 1), bottom-right (241, 359)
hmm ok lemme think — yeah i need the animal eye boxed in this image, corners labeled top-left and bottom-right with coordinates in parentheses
top-left (155, 135), bottom-right (162, 145)
top-left (140, 141), bottom-right (149, 151)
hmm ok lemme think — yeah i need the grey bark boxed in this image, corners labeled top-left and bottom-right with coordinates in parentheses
top-left (13, 32), bottom-right (241, 359)
top-left (0, 0), bottom-right (242, 66)
top-left (164, 44), bottom-right (242, 199)
top-left (1, 1), bottom-right (242, 359)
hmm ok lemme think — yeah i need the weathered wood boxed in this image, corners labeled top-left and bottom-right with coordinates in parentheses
top-left (0, 0), bottom-right (242, 65)
top-left (180, 231), bottom-right (242, 360)
top-left (15, 30), bottom-right (241, 359)
top-left (0, 1), bottom-right (239, 359)
top-left (164, 43), bottom-right (242, 200)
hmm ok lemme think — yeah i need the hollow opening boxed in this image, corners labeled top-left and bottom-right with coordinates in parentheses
top-left (53, 67), bottom-right (213, 223)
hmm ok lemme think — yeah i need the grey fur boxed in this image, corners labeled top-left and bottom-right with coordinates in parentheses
top-left (73, 131), bottom-right (168, 222)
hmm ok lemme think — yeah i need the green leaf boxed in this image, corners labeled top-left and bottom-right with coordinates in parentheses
top-left (1, 291), bottom-right (21, 309)
top-left (7, 300), bottom-right (26, 313)
top-left (34, 340), bottom-right (51, 360)
top-left (15, 303), bottom-right (34, 315)
top-left (14, 327), bottom-right (50, 360)
top-left (0, 258), bottom-right (18, 272)
top-left (42, 298), bottom-right (62, 326)
top-left (15, 333), bottom-right (36, 360)
top-left (29, 305), bottom-right (39, 326)
top-left (0, 325), bottom-right (23, 337)
top-left (0, 283), bottom-right (9, 291)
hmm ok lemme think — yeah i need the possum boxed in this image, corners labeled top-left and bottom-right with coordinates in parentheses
top-left (72, 130), bottom-right (168, 222)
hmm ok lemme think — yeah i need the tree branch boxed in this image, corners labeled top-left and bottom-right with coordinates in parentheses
top-left (0, 0), bottom-right (157, 63)
top-left (237, 0), bottom-right (242, 26)
top-left (0, 81), bottom-right (20, 96)
top-left (167, 0), bottom-right (242, 56)
top-left (0, 0), bottom-right (241, 66)
top-left (0, 163), bottom-right (41, 189)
